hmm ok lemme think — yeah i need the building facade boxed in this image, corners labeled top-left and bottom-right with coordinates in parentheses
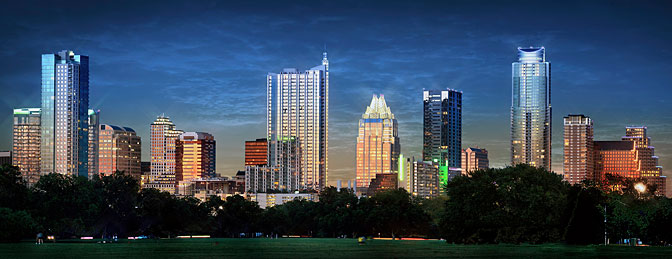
top-left (144, 115), bottom-right (183, 194)
top-left (245, 138), bottom-right (301, 193)
top-left (511, 47), bottom-right (551, 170)
top-left (245, 138), bottom-right (268, 166)
top-left (12, 108), bottom-right (41, 185)
top-left (176, 132), bottom-right (216, 194)
top-left (423, 89), bottom-right (462, 187)
top-left (267, 53), bottom-right (329, 190)
top-left (367, 173), bottom-right (398, 196)
top-left (98, 124), bottom-right (141, 179)
top-left (563, 114), bottom-right (594, 184)
top-left (356, 94), bottom-right (400, 188)
top-left (88, 109), bottom-right (100, 178)
top-left (246, 193), bottom-right (318, 209)
top-left (41, 50), bottom-right (89, 177)
top-left (461, 147), bottom-right (489, 173)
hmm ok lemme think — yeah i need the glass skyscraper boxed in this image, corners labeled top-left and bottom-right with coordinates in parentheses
top-left (511, 47), bottom-right (551, 170)
top-left (40, 50), bottom-right (89, 177)
top-left (267, 52), bottom-right (329, 190)
top-left (355, 94), bottom-right (400, 188)
top-left (423, 89), bottom-right (462, 187)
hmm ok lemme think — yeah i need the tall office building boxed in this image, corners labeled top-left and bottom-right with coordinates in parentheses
top-left (423, 89), bottom-right (462, 187)
top-left (88, 109), bottom-right (100, 178)
top-left (12, 108), bottom-right (41, 185)
top-left (144, 115), bottom-right (183, 194)
top-left (511, 47), bottom-right (551, 170)
top-left (40, 50), bottom-right (89, 177)
top-left (563, 115), bottom-right (594, 184)
top-left (176, 132), bottom-right (216, 194)
top-left (245, 138), bottom-right (268, 166)
top-left (461, 147), bottom-right (489, 173)
top-left (267, 52), bottom-right (329, 190)
top-left (594, 126), bottom-right (666, 196)
top-left (98, 124), bottom-right (141, 179)
top-left (355, 94), bottom-right (400, 188)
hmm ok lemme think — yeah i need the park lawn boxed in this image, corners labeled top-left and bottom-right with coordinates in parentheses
top-left (0, 238), bottom-right (670, 258)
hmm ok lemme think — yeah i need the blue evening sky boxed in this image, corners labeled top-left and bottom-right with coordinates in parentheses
top-left (1, 0), bottom-right (671, 187)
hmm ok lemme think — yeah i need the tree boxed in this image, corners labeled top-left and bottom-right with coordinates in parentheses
top-left (0, 165), bottom-right (30, 210)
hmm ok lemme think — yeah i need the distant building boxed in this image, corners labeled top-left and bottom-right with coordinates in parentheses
top-left (246, 137), bottom-right (301, 193)
top-left (423, 89), bottom-right (462, 187)
top-left (144, 115), bottom-right (183, 194)
top-left (563, 115), bottom-right (594, 184)
top-left (511, 47), bottom-right (552, 170)
top-left (367, 173), bottom-right (398, 197)
top-left (245, 138), bottom-right (267, 166)
top-left (0, 151), bottom-right (11, 167)
top-left (182, 177), bottom-right (244, 201)
top-left (461, 147), bottom-right (489, 173)
top-left (594, 127), bottom-right (666, 196)
top-left (98, 124), bottom-right (141, 179)
top-left (141, 161), bottom-right (151, 174)
top-left (267, 52), bottom-right (329, 190)
top-left (246, 192), bottom-right (318, 209)
top-left (176, 132), bottom-right (216, 194)
top-left (399, 155), bottom-right (440, 199)
top-left (41, 50), bottom-right (89, 177)
top-left (88, 109), bottom-right (100, 178)
top-left (12, 108), bottom-right (41, 185)
top-left (356, 94), bottom-right (400, 188)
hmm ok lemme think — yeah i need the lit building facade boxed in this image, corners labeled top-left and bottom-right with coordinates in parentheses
top-left (245, 138), bottom-right (268, 166)
top-left (144, 115), bottom-right (183, 194)
top-left (461, 147), bottom-right (489, 173)
top-left (267, 53), bottom-right (329, 190)
top-left (367, 173), bottom-right (398, 196)
top-left (41, 50), bottom-right (89, 177)
top-left (594, 127), bottom-right (666, 196)
top-left (399, 156), bottom-right (440, 199)
top-left (88, 109), bottom-right (100, 178)
top-left (356, 94), bottom-right (400, 188)
top-left (12, 108), bottom-right (41, 185)
top-left (563, 114), bottom-right (594, 184)
top-left (176, 132), bottom-right (216, 194)
top-left (246, 193), bottom-right (318, 209)
top-left (245, 138), bottom-right (301, 192)
top-left (511, 47), bottom-right (551, 170)
top-left (423, 89), bottom-right (462, 187)
top-left (98, 124), bottom-right (141, 179)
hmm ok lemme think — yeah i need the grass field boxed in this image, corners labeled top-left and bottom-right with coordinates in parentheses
top-left (1, 238), bottom-right (671, 258)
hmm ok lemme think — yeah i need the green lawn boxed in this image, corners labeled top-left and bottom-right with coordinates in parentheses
top-left (1, 238), bottom-right (670, 258)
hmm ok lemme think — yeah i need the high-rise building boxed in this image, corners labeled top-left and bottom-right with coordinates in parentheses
top-left (267, 52), bottom-right (329, 190)
top-left (98, 124), bottom-right (141, 179)
top-left (176, 132), bottom-right (216, 194)
top-left (563, 115), bottom-right (594, 184)
top-left (245, 137), bottom-right (301, 193)
top-left (594, 126), bottom-right (666, 196)
top-left (355, 94), bottom-right (400, 188)
top-left (88, 109), bottom-right (100, 178)
top-left (40, 50), bottom-right (89, 177)
top-left (245, 138), bottom-right (268, 166)
top-left (461, 147), bottom-right (489, 173)
top-left (399, 155), bottom-right (440, 199)
top-left (144, 115), bottom-right (183, 194)
top-left (511, 47), bottom-right (551, 170)
top-left (423, 89), bottom-right (462, 187)
top-left (12, 108), bottom-right (41, 185)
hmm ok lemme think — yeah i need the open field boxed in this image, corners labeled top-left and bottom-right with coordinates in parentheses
top-left (1, 238), bottom-right (671, 258)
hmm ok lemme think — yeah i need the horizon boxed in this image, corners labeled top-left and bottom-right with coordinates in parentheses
top-left (1, 0), bottom-right (671, 187)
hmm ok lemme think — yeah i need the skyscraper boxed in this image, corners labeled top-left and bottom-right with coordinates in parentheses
top-left (245, 138), bottom-right (268, 166)
top-left (245, 137), bottom-right (301, 193)
top-left (12, 108), bottom-right (41, 185)
top-left (176, 132), bottom-right (216, 194)
top-left (563, 114), bottom-right (594, 184)
top-left (423, 89), bottom-right (462, 187)
top-left (41, 50), bottom-right (89, 177)
top-left (144, 115), bottom-right (183, 194)
top-left (88, 109), bottom-right (100, 178)
top-left (511, 47), bottom-right (551, 170)
top-left (98, 124), bottom-right (141, 179)
top-left (355, 94), bottom-right (400, 188)
top-left (267, 52), bottom-right (328, 190)
top-left (461, 147), bottom-right (489, 173)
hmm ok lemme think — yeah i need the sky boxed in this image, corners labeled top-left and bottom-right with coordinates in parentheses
top-left (1, 0), bottom-right (671, 188)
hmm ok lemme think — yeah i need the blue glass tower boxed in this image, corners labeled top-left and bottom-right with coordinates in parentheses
top-left (40, 50), bottom-right (89, 177)
top-left (423, 89), bottom-right (462, 168)
top-left (511, 47), bottom-right (551, 170)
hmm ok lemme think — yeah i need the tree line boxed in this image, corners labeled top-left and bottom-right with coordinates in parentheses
top-left (1, 164), bottom-right (672, 245)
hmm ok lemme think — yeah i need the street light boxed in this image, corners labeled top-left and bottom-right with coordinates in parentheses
top-left (634, 182), bottom-right (646, 194)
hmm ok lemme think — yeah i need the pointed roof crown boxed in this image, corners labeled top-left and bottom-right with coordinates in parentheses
top-left (363, 94), bottom-right (395, 119)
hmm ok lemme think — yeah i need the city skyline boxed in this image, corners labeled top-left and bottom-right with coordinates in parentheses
top-left (1, 1), bottom-right (672, 187)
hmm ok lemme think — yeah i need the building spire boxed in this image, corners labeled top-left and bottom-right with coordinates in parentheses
top-left (322, 44), bottom-right (328, 69)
